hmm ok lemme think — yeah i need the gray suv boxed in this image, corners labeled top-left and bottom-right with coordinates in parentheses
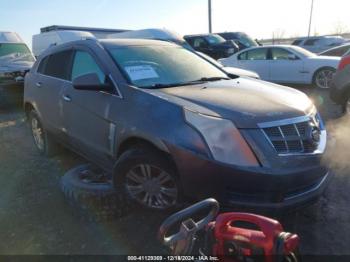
top-left (24, 39), bottom-right (330, 211)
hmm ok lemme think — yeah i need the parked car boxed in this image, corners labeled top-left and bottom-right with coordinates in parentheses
top-left (0, 32), bottom-right (35, 86)
top-left (32, 30), bottom-right (96, 57)
top-left (319, 43), bottom-right (350, 57)
top-left (184, 34), bottom-right (238, 59)
top-left (216, 32), bottom-right (259, 50)
top-left (108, 28), bottom-right (193, 50)
top-left (219, 45), bottom-right (340, 89)
top-left (196, 52), bottom-right (260, 79)
top-left (330, 51), bottom-right (350, 113)
top-left (24, 39), bottom-right (330, 211)
top-left (292, 36), bottom-right (347, 53)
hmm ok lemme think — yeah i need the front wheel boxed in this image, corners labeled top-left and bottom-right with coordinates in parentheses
top-left (113, 148), bottom-right (182, 210)
top-left (313, 67), bottom-right (335, 89)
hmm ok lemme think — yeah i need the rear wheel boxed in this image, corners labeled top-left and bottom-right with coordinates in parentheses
top-left (29, 110), bottom-right (60, 156)
top-left (313, 67), bottom-right (335, 89)
top-left (114, 148), bottom-right (181, 210)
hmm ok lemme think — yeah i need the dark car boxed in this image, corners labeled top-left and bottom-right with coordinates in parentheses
top-left (24, 39), bottom-right (330, 211)
top-left (330, 50), bottom-right (350, 112)
top-left (319, 44), bottom-right (350, 57)
top-left (184, 34), bottom-right (238, 59)
top-left (216, 32), bottom-right (259, 50)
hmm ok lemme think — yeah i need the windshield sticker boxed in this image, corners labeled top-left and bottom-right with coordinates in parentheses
top-left (124, 65), bottom-right (159, 81)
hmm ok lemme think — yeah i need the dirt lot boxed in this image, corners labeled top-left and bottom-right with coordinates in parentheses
top-left (0, 85), bottom-right (349, 256)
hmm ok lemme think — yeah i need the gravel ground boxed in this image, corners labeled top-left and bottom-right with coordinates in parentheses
top-left (0, 85), bottom-right (349, 256)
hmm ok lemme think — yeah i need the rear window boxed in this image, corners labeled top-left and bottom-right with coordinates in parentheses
top-left (39, 50), bottom-right (73, 80)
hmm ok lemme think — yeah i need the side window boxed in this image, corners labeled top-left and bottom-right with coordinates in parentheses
top-left (193, 38), bottom-right (207, 48)
top-left (37, 55), bottom-right (49, 74)
top-left (44, 50), bottom-right (73, 80)
top-left (292, 40), bottom-right (302, 46)
top-left (271, 48), bottom-right (295, 60)
top-left (238, 51), bottom-right (248, 60)
top-left (245, 48), bottom-right (267, 60)
top-left (71, 51), bottom-right (105, 83)
top-left (304, 39), bottom-right (319, 46)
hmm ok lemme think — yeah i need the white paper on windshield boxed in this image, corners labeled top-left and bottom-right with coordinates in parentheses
top-left (124, 65), bottom-right (159, 81)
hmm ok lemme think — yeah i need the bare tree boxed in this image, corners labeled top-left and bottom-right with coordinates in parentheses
top-left (332, 21), bottom-right (348, 35)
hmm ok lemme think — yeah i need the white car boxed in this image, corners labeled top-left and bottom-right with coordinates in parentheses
top-left (219, 45), bottom-right (340, 88)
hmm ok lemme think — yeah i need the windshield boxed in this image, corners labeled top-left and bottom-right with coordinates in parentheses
top-left (235, 33), bottom-right (258, 48)
top-left (108, 45), bottom-right (228, 88)
top-left (0, 43), bottom-right (35, 62)
top-left (289, 46), bottom-right (317, 57)
top-left (204, 34), bottom-right (226, 45)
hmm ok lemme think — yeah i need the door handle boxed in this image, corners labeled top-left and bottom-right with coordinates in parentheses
top-left (36, 82), bottom-right (42, 88)
top-left (62, 95), bottom-right (72, 102)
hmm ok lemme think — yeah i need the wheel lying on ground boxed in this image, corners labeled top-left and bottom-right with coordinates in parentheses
top-left (113, 147), bottom-right (182, 211)
top-left (313, 67), bottom-right (335, 89)
top-left (28, 109), bottom-right (60, 156)
top-left (61, 164), bottom-right (128, 221)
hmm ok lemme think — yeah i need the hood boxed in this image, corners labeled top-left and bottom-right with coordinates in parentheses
top-left (223, 66), bottom-right (259, 79)
top-left (148, 78), bottom-right (314, 128)
top-left (0, 53), bottom-right (34, 73)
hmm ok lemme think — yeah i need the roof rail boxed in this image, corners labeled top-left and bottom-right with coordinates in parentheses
top-left (40, 25), bottom-right (128, 34)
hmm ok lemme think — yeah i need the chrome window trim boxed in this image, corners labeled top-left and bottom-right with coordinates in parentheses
top-left (258, 115), bottom-right (311, 129)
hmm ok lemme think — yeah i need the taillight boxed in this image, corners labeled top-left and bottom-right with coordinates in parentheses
top-left (338, 55), bottom-right (350, 71)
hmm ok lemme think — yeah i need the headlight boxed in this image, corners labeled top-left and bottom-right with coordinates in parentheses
top-left (184, 109), bottom-right (259, 167)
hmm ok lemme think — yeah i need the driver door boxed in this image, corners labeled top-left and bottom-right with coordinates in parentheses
top-left (269, 47), bottom-right (304, 83)
top-left (61, 48), bottom-right (115, 166)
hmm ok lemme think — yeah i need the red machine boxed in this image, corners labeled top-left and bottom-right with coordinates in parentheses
top-left (159, 199), bottom-right (300, 262)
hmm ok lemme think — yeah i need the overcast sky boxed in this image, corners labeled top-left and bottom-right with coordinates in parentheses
top-left (1, 0), bottom-right (349, 47)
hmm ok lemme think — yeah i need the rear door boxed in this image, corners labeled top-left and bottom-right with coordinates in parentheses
top-left (61, 47), bottom-right (116, 166)
top-left (269, 47), bottom-right (304, 83)
top-left (236, 48), bottom-right (269, 80)
top-left (34, 49), bottom-right (74, 138)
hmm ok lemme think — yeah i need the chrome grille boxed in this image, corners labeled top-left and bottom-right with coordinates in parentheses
top-left (260, 115), bottom-right (323, 155)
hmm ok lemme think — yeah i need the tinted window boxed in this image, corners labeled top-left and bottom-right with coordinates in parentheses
top-left (37, 56), bottom-right (49, 74)
top-left (292, 40), bottom-right (302, 45)
top-left (71, 51), bottom-right (105, 83)
top-left (304, 39), bottom-right (319, 46)
top-left (43, 50), bottom-right (73, 80)
top-left (271, 48), bottom-right (295, 60)
top-left (192, 38), bottom-right (208, 48)
top-left (239, 48), bottom-right (267, 60)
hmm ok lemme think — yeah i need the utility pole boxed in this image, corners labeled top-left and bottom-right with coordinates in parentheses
top-left (208, 0), bottom-right (212, 33)
top-left (308, 0), bottom-right (314, 37)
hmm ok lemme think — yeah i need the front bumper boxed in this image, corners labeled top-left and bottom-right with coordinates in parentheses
top-left (168, 145), bottom-right (331, 211)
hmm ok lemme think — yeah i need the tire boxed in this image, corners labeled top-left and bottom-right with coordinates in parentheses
top-left (60, 164), bottom-right (128, 221)
top-left (113, 147), bottom-right (182, 211)
top-left (28, 110), bottom-right (60, 156)
top-left (313, 67), bottom-right (336, 89)
top-left (344, 95), bottom-right (350, 115)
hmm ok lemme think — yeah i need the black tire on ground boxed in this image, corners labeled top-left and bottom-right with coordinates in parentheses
top-left (61, 164), bottom-right (128, 221)
top-left (28, 109), bottom-right (60, 156)
top-left (113, 147), bottom-right (183, 211)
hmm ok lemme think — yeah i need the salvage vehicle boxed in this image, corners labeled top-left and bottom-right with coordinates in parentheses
top-left (0, 32), bottom-right (35, 86)
top-left (184, 34), bottom-right (238, 59)
top-left (219, 45), bottom-right (340, 89)
top-left (330, 51), bottom-right (350, 113)
top-left (292, 36), bottom-right (347, 53)
top-left (24, 39), bottom-right (330, 211)
top-left (216, 31), bottom-right (259, 50)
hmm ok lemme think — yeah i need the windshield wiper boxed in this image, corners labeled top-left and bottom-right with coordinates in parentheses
top-left (194, 76), bottom-right (230, 82)
top-left (142, 77), bottom-right (230, 89)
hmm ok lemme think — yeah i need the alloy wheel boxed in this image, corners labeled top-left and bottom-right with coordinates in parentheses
top-left (31, 117), bottom-right (44, 151)
top-left (125, 164), bottom-right (178, 209)
top-left (315, 69), bottom-right (335, 89)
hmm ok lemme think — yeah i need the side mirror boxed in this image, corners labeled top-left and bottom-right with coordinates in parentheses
top-left (73, 73), bottom-right (112, 92)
